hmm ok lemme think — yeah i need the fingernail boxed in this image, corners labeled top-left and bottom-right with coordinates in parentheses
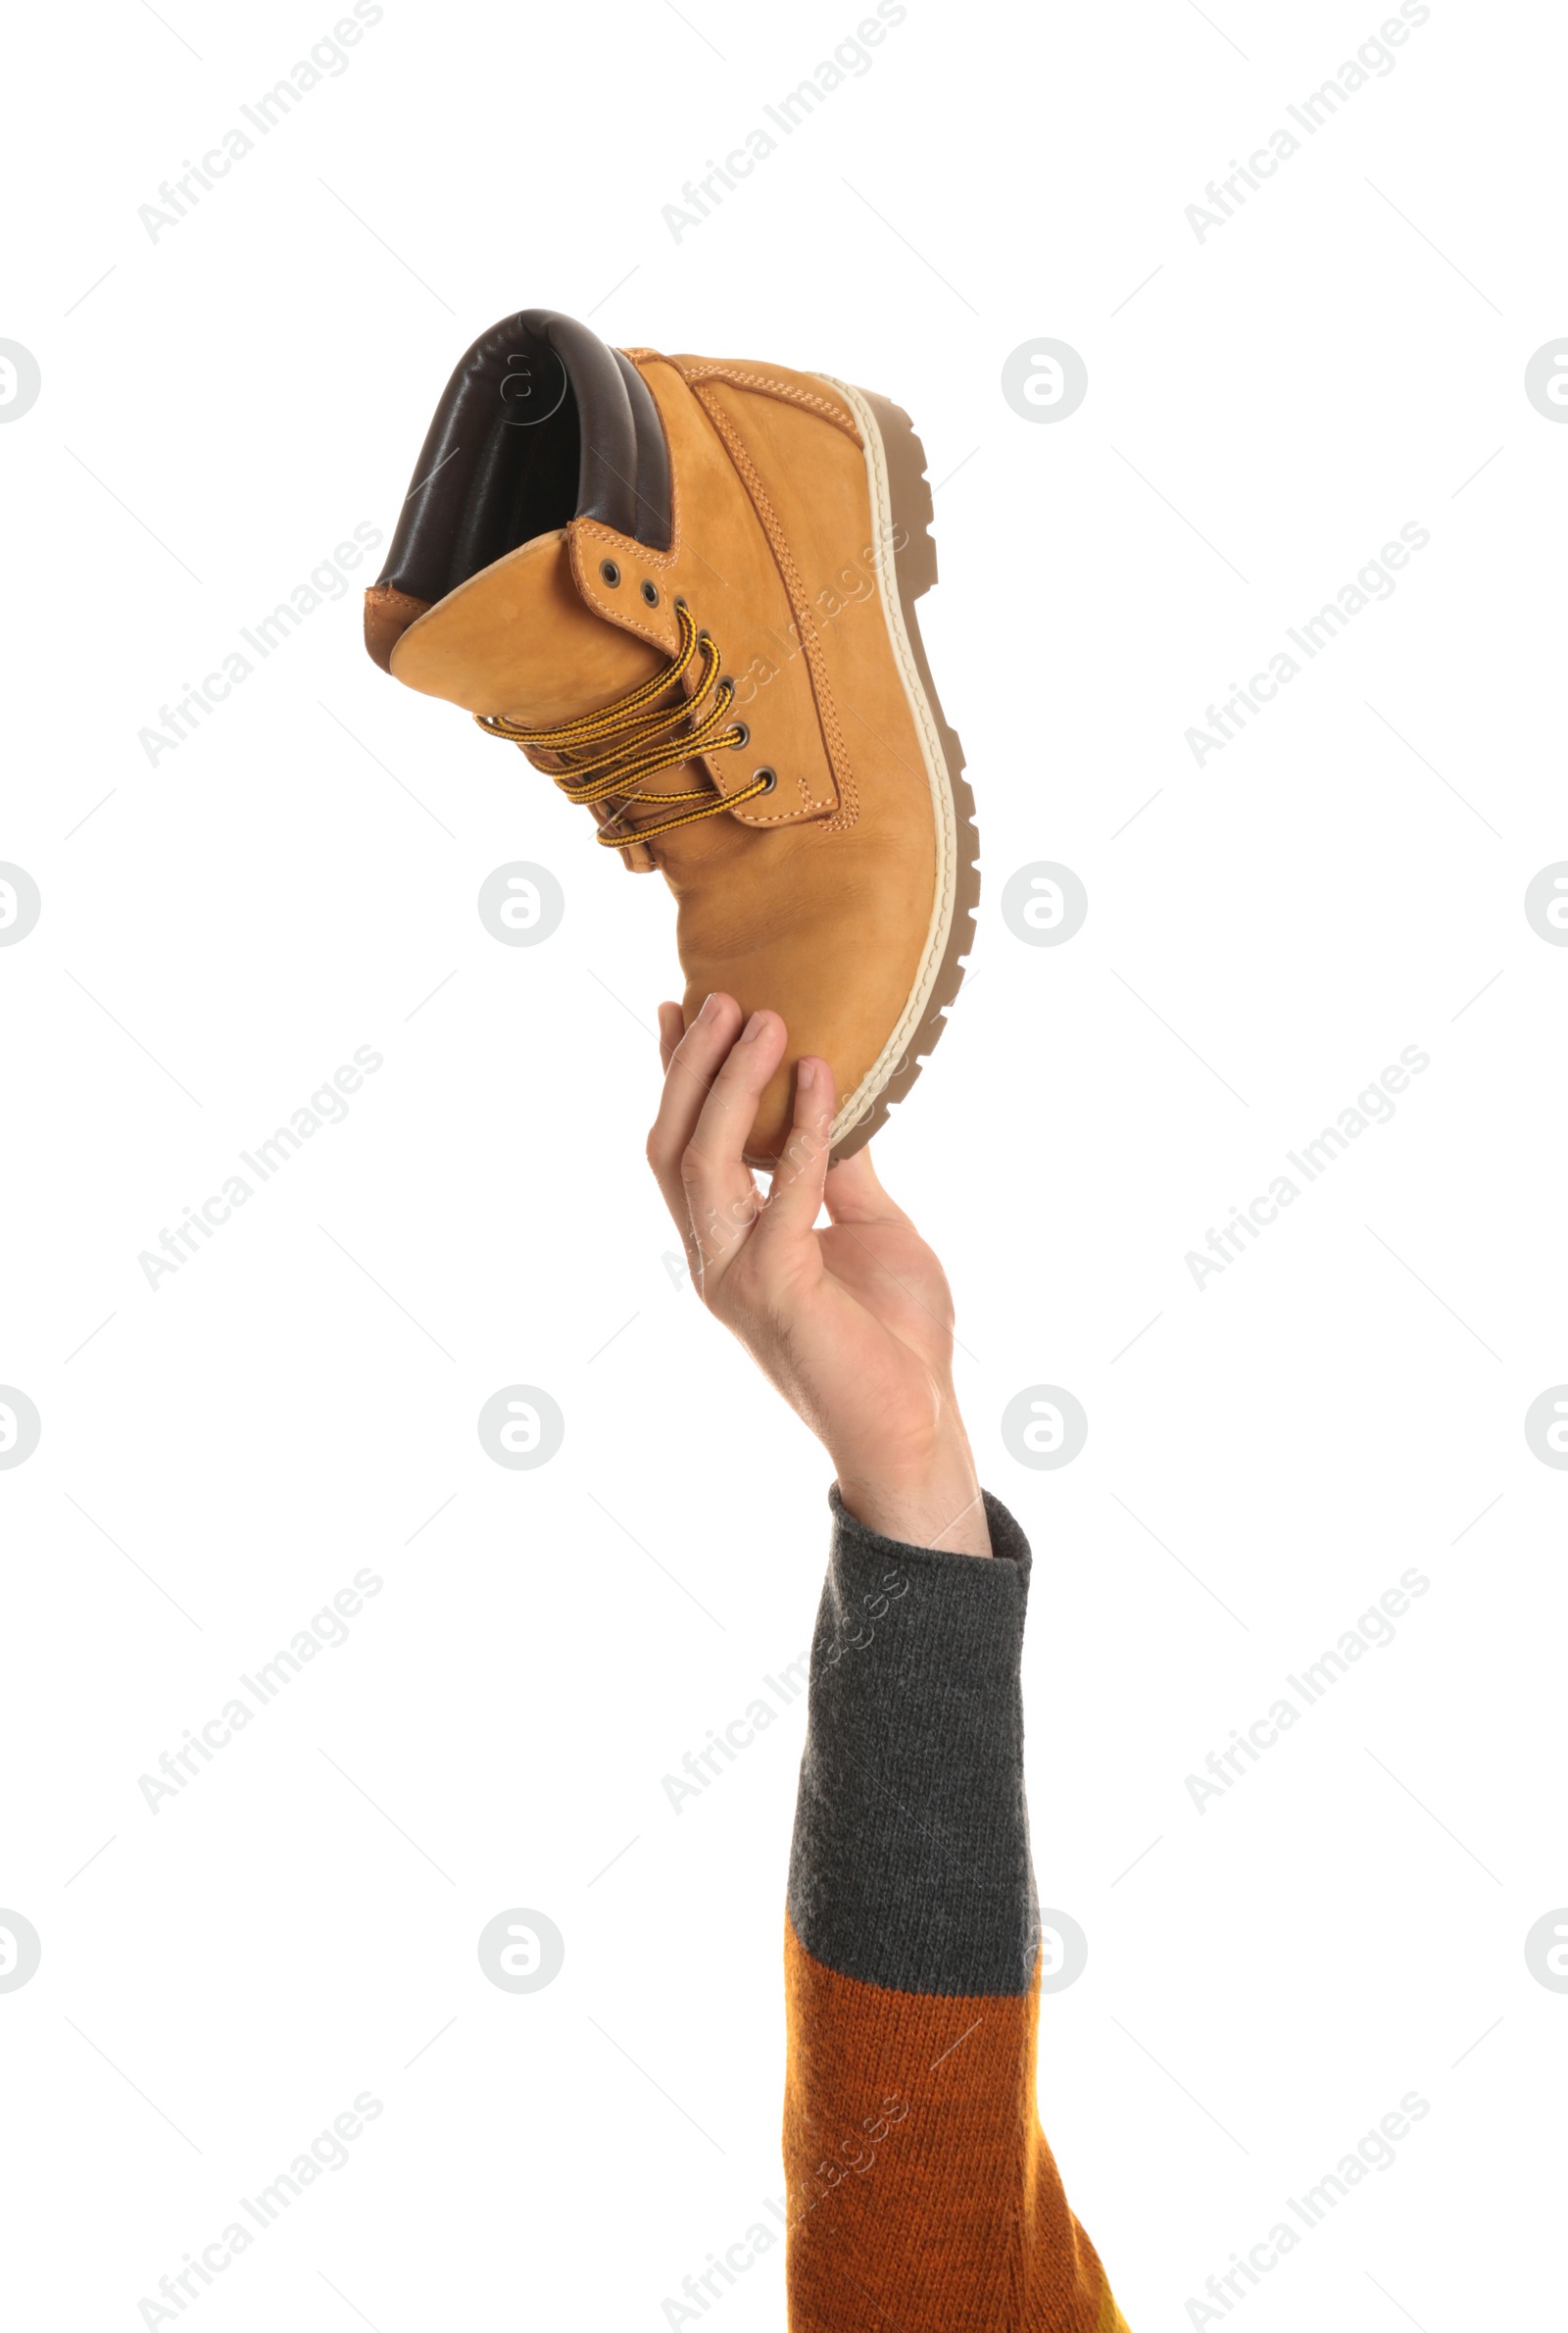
top-left (740, 1011), bottom-right (767, 1043)
top-left (697, 992), bottom-right (719, 1023)
top-left (797, 1058), bottom-right (816, 1093)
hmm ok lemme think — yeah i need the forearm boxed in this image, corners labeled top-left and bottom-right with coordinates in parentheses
top-left (781, 1490), bottom-right (1126, 2332)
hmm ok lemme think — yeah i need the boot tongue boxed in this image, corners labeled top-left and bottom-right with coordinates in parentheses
top-left (384, 530), bottom-right (664, 728)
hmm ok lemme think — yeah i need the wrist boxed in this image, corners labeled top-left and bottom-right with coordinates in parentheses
top-left (834, 1427), bottom-right (992, 1558)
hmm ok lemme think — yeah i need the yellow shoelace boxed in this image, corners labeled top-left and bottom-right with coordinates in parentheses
top-left (473, 601), bottom-right (772, 848)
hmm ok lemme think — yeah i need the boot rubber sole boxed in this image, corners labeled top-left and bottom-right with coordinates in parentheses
top-left (814, 374), bottom-right (979, 1161)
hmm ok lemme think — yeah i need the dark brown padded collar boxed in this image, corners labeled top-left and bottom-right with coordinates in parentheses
top-left (368, 308), bottom-right (673, 668)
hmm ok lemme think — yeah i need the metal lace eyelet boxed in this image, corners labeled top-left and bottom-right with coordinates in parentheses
top-left (729, 721), bottom-right (751, 749)
top-left (640, 579), bottom-right (660, 607)
top-left (753, 767), bottom-right (777, 793)
top-left (600, 559), bottom-right (621, 587)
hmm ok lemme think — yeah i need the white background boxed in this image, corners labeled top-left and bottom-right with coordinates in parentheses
top-left (3, 1), bottom-right (1563, 2326)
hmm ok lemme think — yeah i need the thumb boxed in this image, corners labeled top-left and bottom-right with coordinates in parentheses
top-left (822, 1141), bottom-right (909, 1226)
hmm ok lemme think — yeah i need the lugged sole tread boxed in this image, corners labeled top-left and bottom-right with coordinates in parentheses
top-left (828, 385), bottom-right (980, 1161)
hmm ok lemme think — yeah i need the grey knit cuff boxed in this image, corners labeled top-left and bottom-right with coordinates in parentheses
top-left (784, 1485), bottom-right (1040, 1998)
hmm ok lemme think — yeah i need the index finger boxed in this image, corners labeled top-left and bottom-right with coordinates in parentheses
top-left (646, 993), bottom-right (746, 1258)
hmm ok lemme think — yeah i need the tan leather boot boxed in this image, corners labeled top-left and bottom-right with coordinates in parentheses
top-left (365, 308), bottom-right (976, 1164)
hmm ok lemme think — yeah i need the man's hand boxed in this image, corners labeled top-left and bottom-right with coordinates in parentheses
top-left (647, 993), bottom-right (991, 1557)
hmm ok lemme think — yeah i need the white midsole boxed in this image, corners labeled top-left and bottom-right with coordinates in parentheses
top-left (815, 372), bottom-right (957, 1146)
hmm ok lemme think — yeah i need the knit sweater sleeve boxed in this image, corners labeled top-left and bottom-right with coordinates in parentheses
top-left (781, 1486), bottom-right (1129, 2333)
